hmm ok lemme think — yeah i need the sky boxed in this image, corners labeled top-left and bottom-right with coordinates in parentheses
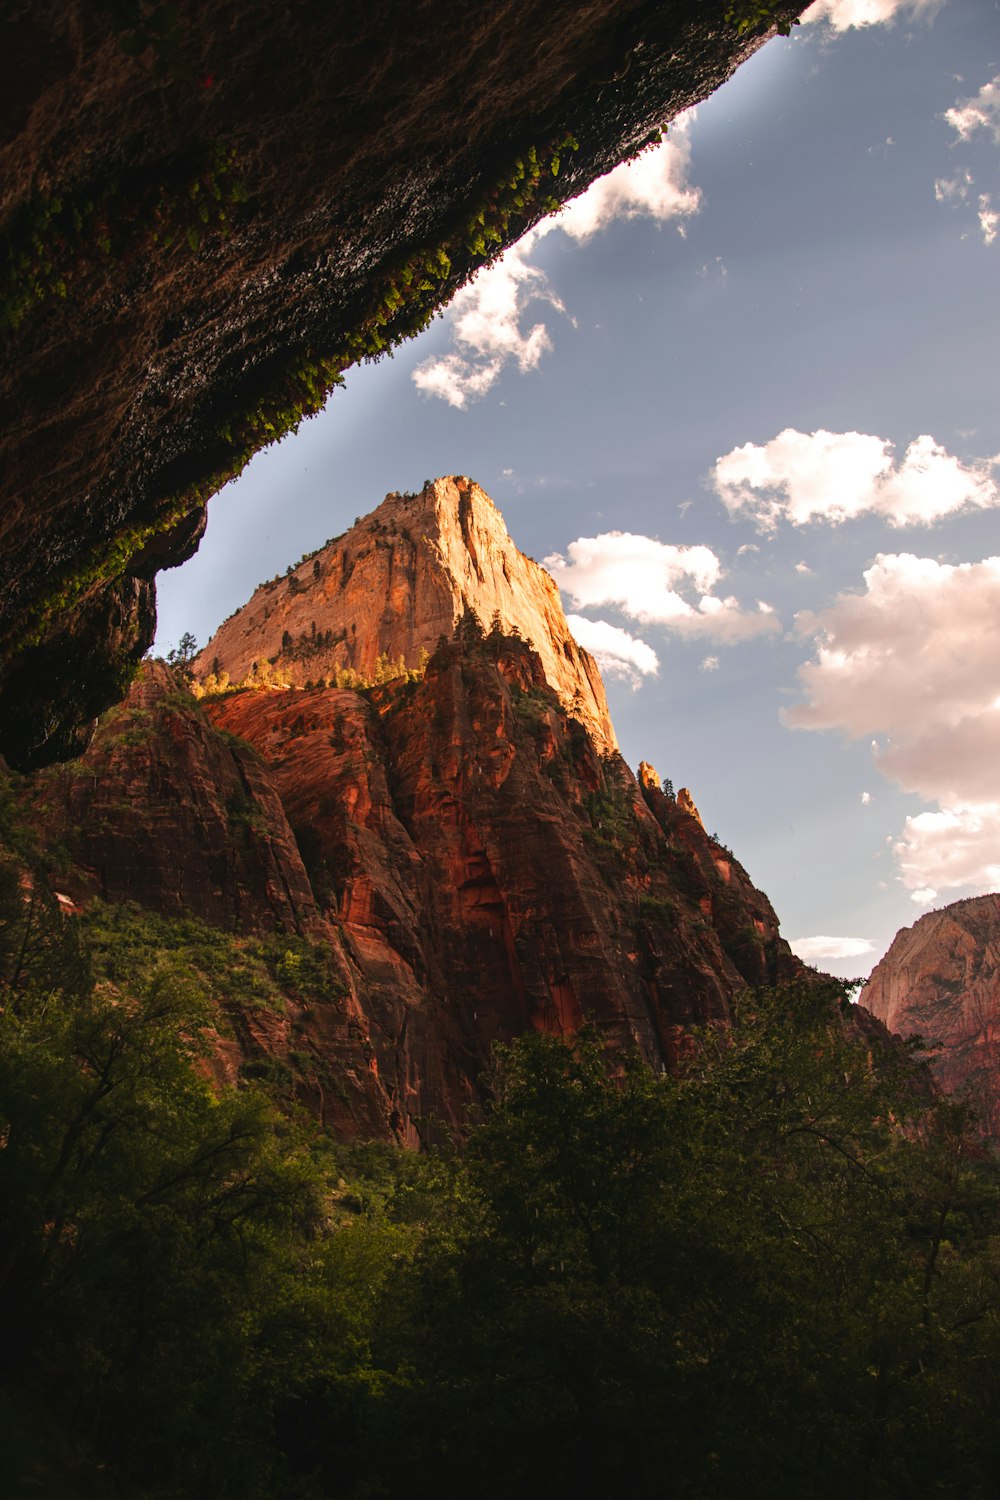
top-left (155, 0), bottom-right (1000, 978)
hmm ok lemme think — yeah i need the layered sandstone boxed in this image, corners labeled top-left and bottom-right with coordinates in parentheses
top-left (21, 639), bottom-right (800, 1144)
top-left (861, 895), bottom-right (1000, 1133)
top-left (197, 477), bottom-right (618, 751)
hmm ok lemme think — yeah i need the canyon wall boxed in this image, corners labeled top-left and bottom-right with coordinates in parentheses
top-left (861, 895), bottom-right (1000, 1134)
top-left (22, 640), bottom-right (800, 1144)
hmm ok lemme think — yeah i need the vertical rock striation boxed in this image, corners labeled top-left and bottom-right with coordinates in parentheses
top-left (197, 477), bottom-right (617, 751)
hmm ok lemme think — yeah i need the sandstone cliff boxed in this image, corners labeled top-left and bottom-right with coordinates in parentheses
top-left (197, 476), bottom-right (617, 752)
top-left (861, 895), bottom-right (1000, 1133)
top-left (0, 2), bottom-right (803, 770)
top-left (19, 635), bottom-right (800, 1144)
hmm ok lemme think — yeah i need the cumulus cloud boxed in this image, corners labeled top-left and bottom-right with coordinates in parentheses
top-left (788, 935), bottom-right (876, 962)
top-left (979, 194), bottom-right (999, 247)
top-left (785, 554), bottom-right (1000, 747)
top-left (946, 74), bottom-right (1000, 144)
top-left (786, 553), bottom-right (1000, 900)
top-left (413, 118), bottom-right (701, 406)
top-left (566, 615), bottom-right (658, 687)
top-left (894, 806), bottom-right (1000, 905)
top-left (712, 428), bottom-right (999, 530)
top-left (701, 655), bottom-right (720, 672)
top-left (412, 229), bottom-right (563, 408)
top-left (553, 113), bottom-right (701, 240)
top-left (803, 0), bottom-right (941, 27)
top-left (544, 532), bottom-right (779, 643)
top-left (861, 791), bottom-right (872, 805)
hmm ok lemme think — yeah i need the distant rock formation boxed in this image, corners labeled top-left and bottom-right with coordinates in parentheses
top-left (860, 894), bottom-right (1000, 1133)
top-left (197, 477), bottom-right (617, 751)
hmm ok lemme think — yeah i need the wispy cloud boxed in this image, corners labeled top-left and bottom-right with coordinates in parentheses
top-left (786, 552), bottom-right (1000, 902)
top-left (937, 75), bottom-right (1000, 246)
top-left (413, 115), bottom-right (701, 407)
top-left (788, 935), bottom-right (876, 962)
top-left (712, 428), bottom-right (998, 530)
top-left (545, 532), bottom-right (778, 644)
top-left (934, 171), bottom-right (974, 204)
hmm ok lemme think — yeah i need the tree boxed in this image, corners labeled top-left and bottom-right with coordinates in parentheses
top-left (166, 630), bottom-right (199, 677)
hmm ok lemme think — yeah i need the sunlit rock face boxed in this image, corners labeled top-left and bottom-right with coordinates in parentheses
top-left (0, 1), bottom-right (801, 769)
top-left (197, 477), bottom-right (618, 752)
top-left (861, 896), bottom-right (1000, 1134)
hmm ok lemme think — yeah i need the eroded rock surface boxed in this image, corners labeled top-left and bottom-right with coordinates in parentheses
top-left (861, 895), bottom-right (1000, 1133)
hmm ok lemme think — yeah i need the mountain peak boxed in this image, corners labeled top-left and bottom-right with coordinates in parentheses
top-left (197, 476), bottom-right (617, 751)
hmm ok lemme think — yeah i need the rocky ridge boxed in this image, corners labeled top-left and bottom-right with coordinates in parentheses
top-left (861, 895), bottom-right (1000, 1134)
top-left (197, 476), bottom-right (617, 752)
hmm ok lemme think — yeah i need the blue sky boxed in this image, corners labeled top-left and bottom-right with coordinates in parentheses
top-left (156, 0), bottom-right (1000, 976)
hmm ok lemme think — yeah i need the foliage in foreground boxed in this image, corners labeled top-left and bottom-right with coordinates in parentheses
top-left (3, 863), bottom-right (1000, 1498)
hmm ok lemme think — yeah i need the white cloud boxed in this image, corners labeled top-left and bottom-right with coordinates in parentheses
top-left (566, 615), bottom-right (658, 687)
top-left (934, 171), bottom-right (974, 204)
top-left (700, 655), bottom-right (720, 672)
top-left (861, 791), bottom-right (872, 805)
top-left (795, 561), bottom-right (814, 575)
top-left (894, 806), bottom-right (1000, 902)
top-left (545, 532), bottom-right (779, 643)
top-left (785, 554), bottom-right (1000, 747)
top-left (712, 428), bottom-right (999, 530)
top-left (413, 118), bottom-right (701, 406)
top-left (553, 112), bottom-right (701, 240)
top-left (412, 228), bottom-right (562, 408)
top-left (945, 74), bottom-right (1000, 144)
top-left (803, 0), bottom-right (941, 28)
top-left (789, 935), bottom-right (876, 962)
top-left (786, 553), bottom-right (1000, 901)
top-left (979, 193), bottom-right (999, 247)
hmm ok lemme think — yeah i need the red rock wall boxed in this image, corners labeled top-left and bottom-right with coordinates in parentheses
top-left (22, 644), bottom-right (800, 1144)
top-left (861, 895), bottom-right (1000, 1133)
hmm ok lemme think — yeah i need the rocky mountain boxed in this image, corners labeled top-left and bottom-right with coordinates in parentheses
top-left (19, 613), bottom-right (800, 1143)
top-left (860, 895), bottom-right (1000, 1133)
top-left (0, 2), bottom-right (803, 770)
top-left (197, 476), bottom-right (617, 751)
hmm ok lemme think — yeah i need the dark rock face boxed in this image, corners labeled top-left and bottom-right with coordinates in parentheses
top-left (0, 1), bottom-right (804, 768)
top-left (861, 896), bottom-right (1000, 1134)
top-left (24, 660), bottom-right (317, 932)
top-left (22, 643), bottom-right (800, 1144)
